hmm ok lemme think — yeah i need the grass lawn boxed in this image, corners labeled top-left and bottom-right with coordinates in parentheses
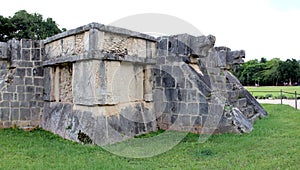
top-left (245, 86), bottom-right (300, 99)
top-left (1, 104), bottom-right (300, 169)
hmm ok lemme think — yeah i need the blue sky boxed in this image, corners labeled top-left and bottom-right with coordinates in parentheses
top-left (1, 0), bottom-right (300, 61)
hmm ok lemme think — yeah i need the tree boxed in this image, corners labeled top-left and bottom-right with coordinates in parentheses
top-left (262, 58), bottom-right (281, 86)
top-left (278, 59), bottom-right (300, 85)
top-left (0, 10), bottom-right (64, 41)
top-left (238, 59), bottom-right (266, 86)
top-left (0, 15), bottom-right (15, 41)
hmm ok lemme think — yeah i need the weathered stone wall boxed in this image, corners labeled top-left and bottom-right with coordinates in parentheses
top-left (0, 39), bottom-right (44, 127)
top-left (154, 34), bottom-right (220, 133)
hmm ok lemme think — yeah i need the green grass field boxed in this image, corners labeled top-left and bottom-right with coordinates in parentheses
top-left (245, 86), bottom-right (300, 99)
top-left (0, 104), bottom-right (299, 169)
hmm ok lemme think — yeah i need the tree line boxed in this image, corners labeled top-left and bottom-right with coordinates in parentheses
top-left (231, 58), bottom-right (300, 86)
top-left (0, 10), bottom-right (65, 42)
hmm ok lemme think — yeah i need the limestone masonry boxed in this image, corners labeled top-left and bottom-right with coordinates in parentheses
top-left (0, 23), bottom-right (267, 145)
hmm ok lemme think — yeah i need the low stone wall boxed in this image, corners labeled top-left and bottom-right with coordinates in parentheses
top-left (0, 39), bottom-right (44, 127)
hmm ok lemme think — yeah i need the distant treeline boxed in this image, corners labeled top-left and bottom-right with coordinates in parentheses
top-left (231, 58), bottom-right (300, 86)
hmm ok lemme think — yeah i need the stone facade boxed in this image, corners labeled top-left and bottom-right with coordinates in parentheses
top-left (0, 39), bottom-right (44, 127)
top-left (0, 23), bottom-right (267, 145)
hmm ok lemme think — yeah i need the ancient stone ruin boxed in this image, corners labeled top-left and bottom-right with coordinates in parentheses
top-left (0, 23), bottom-right (267, 145)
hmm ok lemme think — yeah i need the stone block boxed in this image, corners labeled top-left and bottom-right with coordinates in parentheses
top-left (197, 93), bottom-right (207, 103)
top-left (37, 101), bottom-right (44, 107)
top-left (31, 108), bottom-right (41, 121)
top-left (162, 76), bottom-right (175, 88)
top-left (25, 77), bottom-right (33, 85)
top-left (155, 76), bottom-right (162, 87)
top-left (16, 68), bottom-right (26, 77)
top-left (161, 65), bottom-right (172, 76)
top-left (20, 108), bottom-right (31, 120)
top-left (186, 90), bottom-right (197, 102)
top-left (177, 34), bottom-right (190, 55)
top-left (25, 86), bottom-right (35, 93)
top-left (178, 89), bottom-right (187, 101)
top-left (22, 49), bottom-right (31, 60)
top-left (0, 108), bottom-right (10, 121)
top-left (199, 103), bottom-right (209, 114)
top-left (18, 93), bottom-right (25, 101)
top-left (11, 102), bottom-right (19, 107)
top-left (185, 79), bottom-right (193, 89)
top-left (156, 37), bottom-right (168, 56)
top-left (73, 60), bottom-right (106, 105)
top-left (238, 98), bottom-right (247, 107)
top-left (25, 93), bottom-right (34, 101)
top-left (107, 115), bottom-right (122, 134)
top-left (154, 101), bottom-right (167, 114)
top-left (171, 114), bottom-right (178, 124)
top-left (118, 112), bottom-right (145, 137)
top-left (17, 86), bottom-right (25, 93)
top-left (29, 101), bottom-right (37, 107)
top-left (31, 49), bottom-right (41, 61)
top-left (169, 102), bottom-right (179, 114)
top-left (35, 94), bottom-right (43, 101)
top-left (179, 102), bottom-right (187, 114)
top-left (11, 109), bottom-right (19, 120)
top-left (43, 67), bottom-right (52, 101)
top-left (26, 68), bottom-right (32, 76)
top-left (8, 39), bottom-right (21, 62)
top-left (20, 102), bottom-right (29, 107)
top-left (3, 93), bottom-right (13, 101)
top-left (7, 85), bottom-right (16, 92)
top-left (18, 61), bottom-right (33, 68)
top-left (93, 115), bottom-right (108, 146)
top-left (0, 101), bottom-right (10, 107)
top-left (107, 62), bottom-right (144, 103)
top-left (32, 40), bottom-right (41, 48)
top-left (164, 89), bottom-right (178, 101)
top-left (33, 67), bottom-right (43, 77)
top-left (21, 39), bottom-right (32, 48)
top-left (168, 36), bottom-right (178, 54)
top-left (35, 87), bottom-right (43, 93)
top-left (217, 50), bottom-right (227, 67)
top-left (34, 61), bottom-right (42, 66)
top-left (187, 103), bottom-right (199, 115)
top-left (34, 78), bottom-right (44, 86)
top-left (0, 42), bottom-right (8, 59)
top-left (191, 116), bottom-right (201, 126)
top-left (179, 115), bottom-right (190, 127)
top-left (157, 56), bottom-right (165, 65)
top-left (173, 66), bottom-right (185, 84)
